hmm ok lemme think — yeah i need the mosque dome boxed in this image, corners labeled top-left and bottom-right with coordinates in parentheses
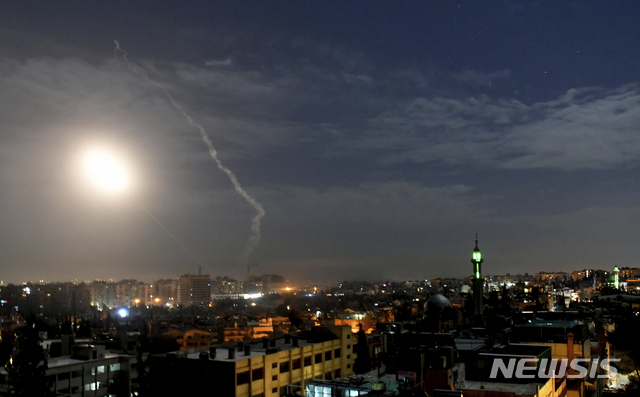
top-left (424, 294), bottom-right (453, 313)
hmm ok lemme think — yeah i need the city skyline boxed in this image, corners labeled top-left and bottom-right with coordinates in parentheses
top-left (2, 2), bottom-right (640, 283)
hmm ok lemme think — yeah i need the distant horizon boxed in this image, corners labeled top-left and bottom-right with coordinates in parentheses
top-left (1, 266), bottom-right (617, 286)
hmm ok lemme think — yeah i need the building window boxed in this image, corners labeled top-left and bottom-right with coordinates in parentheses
top-left (292, 358), bottom-right (301, 370)
top-left (237, 371), bottom-right (250, 385)
top-left (347, 334), bottom-right (351, 339)
top-left (272, 362), bottom-right (278, 368)
top-left (272, 388), bottom-right (278, 394)
top-left (347, 364), bottom-right (351, 369)
top-left (110, 363), bottom-right (121, 372)
top-left (280, 362), bottom-right (290, 373)
top-left (304, 356), bottom-right (312, 366)
top-left (252, 367), bottom-right (264, 380)
top-left (347, 355), bottom-right (351, 359)
top-left (315, 353), bottom-right (322, 364)
top-left (72, 369), bottom-right (83, 378)
top-left (334, 369), bottom-right (341, 379)
top-left (272, 375), bottom-right (277, 381)
top-left (325, 351), bottom-right (332, 361)
top-left (347, 344), bottom-right (351, 350)
top-left (335, 349), bottom-right (341, 358)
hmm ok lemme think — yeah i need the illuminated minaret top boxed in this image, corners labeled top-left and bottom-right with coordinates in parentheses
top-left (471, 234), bottom-right (484, 318)
top-left (471, 234), bottom-right (483, 279)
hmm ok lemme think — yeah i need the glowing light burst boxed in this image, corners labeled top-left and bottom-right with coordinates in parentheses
top-left (82, 148), bottom-right (131, 194)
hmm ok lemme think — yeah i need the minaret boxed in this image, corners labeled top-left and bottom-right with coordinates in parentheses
top-left (471, 235), bottom-right (484, 317)
top-left (613, 266), bottom-right (619, 289)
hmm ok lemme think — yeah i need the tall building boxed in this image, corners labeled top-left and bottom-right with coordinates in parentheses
top-left (148, 326), bottom-right (355, 397)
top-left (153, 279), bottom-right (177, 306)
top-left (471, 236), bottom-right (484, 318)
top-left (178, 274), bottom-right (212, 306)
top-left (0, 341), bottom-right (137, 396)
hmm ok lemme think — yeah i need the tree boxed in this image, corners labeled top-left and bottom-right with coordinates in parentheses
top-left (287, 307), bottom-right (304, 328)
top-left (353, 326), bottom-right (371, 374)
top-left (132, 335), bottom-right (151, 397)
top-left (609, 308), bottom-right (640, 385)
top-left (5, 322), bottom-right (53, 396)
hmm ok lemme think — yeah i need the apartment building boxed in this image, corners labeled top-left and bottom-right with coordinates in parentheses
top-left (148, 326), bottom-right (355, 397)
top-left (0, 344), bottom-right (136, 397)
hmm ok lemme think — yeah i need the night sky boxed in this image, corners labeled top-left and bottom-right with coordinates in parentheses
top-left (1, 1), bottom-right (640, 284)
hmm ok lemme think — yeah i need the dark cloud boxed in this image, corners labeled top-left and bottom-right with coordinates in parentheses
top-left (366, 85), bottom-right (640, 171)
top-left (1, 2), bottom-right (640, 283)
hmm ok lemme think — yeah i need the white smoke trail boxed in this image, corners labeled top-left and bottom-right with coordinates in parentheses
top-left (114, 41), bottom-right (266, 264)
top-left (133, 199), bottom-right (204, 266)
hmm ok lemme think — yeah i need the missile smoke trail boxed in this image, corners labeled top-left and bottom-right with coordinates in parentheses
top-left (133, 199), bottom-right (204, 266)
top-left (114, 41), bottom-right (266, 264)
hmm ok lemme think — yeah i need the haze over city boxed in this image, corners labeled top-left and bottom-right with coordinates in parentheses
top-left (1, 1), bottom-right (640, 284)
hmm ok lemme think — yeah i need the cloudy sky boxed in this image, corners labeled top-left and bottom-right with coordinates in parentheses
top-left (1, 1), bottom-right (640, 284)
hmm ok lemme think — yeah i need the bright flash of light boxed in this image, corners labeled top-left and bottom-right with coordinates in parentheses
top-left (118, 308), bottom-right (128, 318)
top-left (82, 148), bottom-right (131, 194)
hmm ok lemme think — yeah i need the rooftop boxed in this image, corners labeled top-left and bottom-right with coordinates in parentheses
top-left (454, 338), bottom-right (485, 351)
top-left (483, 343), bottom-right (550, 357)
top-left (182, 331), bottom-right (340, 362)
top-left (459, 379), bottom-right (547, 396)
top-left (521, 319), bottom-right (576, 328)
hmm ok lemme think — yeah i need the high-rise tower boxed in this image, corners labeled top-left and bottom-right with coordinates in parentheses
top-left (471, 235), bottom-right (484, 317)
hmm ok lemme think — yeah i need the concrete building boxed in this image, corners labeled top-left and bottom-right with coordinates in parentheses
top-left (515, 320), bottom-right (590, 361)
top-left (148, 326), bottom-right (355, 397)
top-left (458, 344), bottom-right (563, 397)
top-left (178, 274), bottom-right (212, 306)
top-left (153, 279), bottom-right (177, 306)
top-left (0, 343), bottom-right (136, 397)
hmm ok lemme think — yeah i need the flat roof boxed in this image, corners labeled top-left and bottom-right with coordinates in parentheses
top-left (47, 353), bottom-right (131, 368)
top-left (485, 344), bottom-right (550, 357)
top-left (454, 338), bottom-right (485, 351)
top-left (521, 320), bottom-right (576, 328)
top-left (184, 336), bottom-right (336, 362)
top-left (460, 380), bottom-right (546, 395)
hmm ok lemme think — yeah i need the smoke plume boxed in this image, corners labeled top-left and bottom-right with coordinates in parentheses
top-left (114, 41), bottom-right (266, 264)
